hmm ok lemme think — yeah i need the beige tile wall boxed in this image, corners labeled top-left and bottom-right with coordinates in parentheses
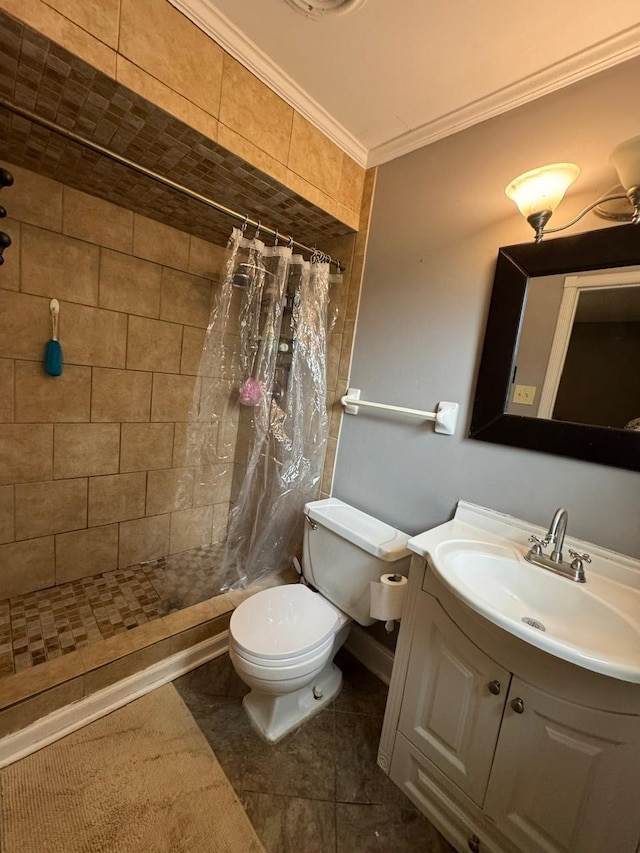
top-left (0, 163), bottom-right (233, 599)
top-left (0, 0), bottom-right (365, 230)
top-left (321, 167), bottom-right (378, 496)
top-left (0, 158), bottom-right (375, 599)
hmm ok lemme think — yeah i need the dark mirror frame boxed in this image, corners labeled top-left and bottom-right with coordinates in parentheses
top-left (469, 224), bottom-right (640, 472)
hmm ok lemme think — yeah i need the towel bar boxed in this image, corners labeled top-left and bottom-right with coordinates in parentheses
top-left (340, 389), bottom-right (459, 435)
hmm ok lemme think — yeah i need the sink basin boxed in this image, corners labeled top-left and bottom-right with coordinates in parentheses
top-left (431, 539), bottom-right (640, 682)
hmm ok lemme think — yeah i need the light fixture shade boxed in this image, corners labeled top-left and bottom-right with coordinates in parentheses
top-left (610, 135), bottom-right (640, 190)
top-left (505, 163), bottom-right (580, 218)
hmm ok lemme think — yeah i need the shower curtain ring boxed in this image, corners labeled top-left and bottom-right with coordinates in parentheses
top-left (287, 235), bottom-right (294, 249)
top-left (241, 214), bottom-right (249, 234)
top-left (274, 228), bottom-right (279, 247)
top-left (255, 220), bottom-right (261, 240)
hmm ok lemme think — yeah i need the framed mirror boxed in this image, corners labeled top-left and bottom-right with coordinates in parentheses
top-left (469, 224), bottom-right (640, 471)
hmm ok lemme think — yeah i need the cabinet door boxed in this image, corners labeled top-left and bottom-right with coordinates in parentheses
top-left (485, 677), bottom-right (640, 853)
top-left (398, 593), bottom-right (510, 806)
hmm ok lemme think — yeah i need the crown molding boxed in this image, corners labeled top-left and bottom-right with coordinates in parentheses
top-left (367, 23), bottom-right (640, 167)
top-left (168, 3), bottom-right (640, 171)
top-left (168, 0), bottom-right (368, 167)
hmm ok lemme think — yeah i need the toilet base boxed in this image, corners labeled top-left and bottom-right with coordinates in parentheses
top-left (242, 661), bottom-right (342, 743)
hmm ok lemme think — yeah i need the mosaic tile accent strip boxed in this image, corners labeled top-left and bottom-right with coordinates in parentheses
top-left (0, 544), bottom-right (227, 675)
top-left (0, 10), bottom-right (354, 250)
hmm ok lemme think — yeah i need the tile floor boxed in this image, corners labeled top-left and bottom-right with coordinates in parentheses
top-left (175, 649), bottom-right (455, 853)
top-left (0, 544), bottom-right (225, 676)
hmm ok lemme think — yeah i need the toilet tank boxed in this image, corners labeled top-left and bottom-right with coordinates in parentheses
top-left (302, 498), bottom-right (411, 626)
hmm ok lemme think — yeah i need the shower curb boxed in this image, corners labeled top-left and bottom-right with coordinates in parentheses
top-left (0, 631), bottom-right (229, 769)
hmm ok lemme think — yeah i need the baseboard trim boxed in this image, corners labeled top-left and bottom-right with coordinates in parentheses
top-left (345, 625), bottom-right (394, 685)
top-left (0, 631), bottom-right (230, 769)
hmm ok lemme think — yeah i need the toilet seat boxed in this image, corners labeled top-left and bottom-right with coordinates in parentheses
top-left (230, 634), bottom-right (335, 684)
top-left (230, 584), bottom-right (341, 662)
top-left (231, 633), bottom-right (335, 670)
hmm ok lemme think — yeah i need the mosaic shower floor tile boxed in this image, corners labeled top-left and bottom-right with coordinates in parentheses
top-left (0, 543), bottom-right (226, 676)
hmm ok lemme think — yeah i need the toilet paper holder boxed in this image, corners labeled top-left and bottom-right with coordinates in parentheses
top-left (370, 572), bottom-right (409, 632)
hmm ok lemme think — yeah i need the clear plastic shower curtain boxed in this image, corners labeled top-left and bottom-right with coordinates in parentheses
top-left (188, 227), bottom-right (335, 591)
top-left (230, 256), bottom-right (331, 584)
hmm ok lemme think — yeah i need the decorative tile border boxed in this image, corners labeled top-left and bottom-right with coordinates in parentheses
top-left (0, 10), bottom-right (354, 251)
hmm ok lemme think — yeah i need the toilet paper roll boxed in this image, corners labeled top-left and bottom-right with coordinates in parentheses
top-left (370, 573), bottom-right (408, 622)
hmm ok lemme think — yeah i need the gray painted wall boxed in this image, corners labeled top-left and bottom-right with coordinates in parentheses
top-left (333, 57), bottom-right (640, 558)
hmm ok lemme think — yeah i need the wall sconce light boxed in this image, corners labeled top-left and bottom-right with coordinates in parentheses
top-left (505, 135), bottom-right (640, 242)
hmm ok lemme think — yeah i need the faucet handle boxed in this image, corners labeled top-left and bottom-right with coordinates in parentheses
top-left (568, 549), bottom-right (590, 582)
top-left (568, 549), bottom-right (591, 564)
top-left (528, 534), bottom-right (549, 554)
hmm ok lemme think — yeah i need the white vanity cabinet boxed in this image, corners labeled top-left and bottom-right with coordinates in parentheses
top-left (380, 558), bottom-right (640, 853)
top-left (484, 676), bottom-right (640, 853)
top-left (397, 592), bottom-right (510, 806)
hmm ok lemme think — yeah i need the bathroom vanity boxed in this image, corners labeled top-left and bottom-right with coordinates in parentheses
top-left (378, 502), bottom-right (640, 853)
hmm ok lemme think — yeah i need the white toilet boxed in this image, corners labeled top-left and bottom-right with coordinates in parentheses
top-left (228, 497), bottom-right (411, 742)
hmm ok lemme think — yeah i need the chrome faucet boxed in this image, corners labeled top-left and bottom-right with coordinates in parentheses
top-left (525, 507), bottom-right (590, 583)
top-left (547, 507), bottom-right (568, 563)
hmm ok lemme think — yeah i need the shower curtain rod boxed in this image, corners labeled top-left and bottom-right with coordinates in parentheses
top-left (0, 97), bottom-right (343, 271)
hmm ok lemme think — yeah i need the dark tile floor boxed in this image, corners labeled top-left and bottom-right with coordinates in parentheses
top-left (175, 649), bottom-right (455, 853)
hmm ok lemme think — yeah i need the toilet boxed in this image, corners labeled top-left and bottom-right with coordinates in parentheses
top-left (228, 497), bottom-right (411, 742)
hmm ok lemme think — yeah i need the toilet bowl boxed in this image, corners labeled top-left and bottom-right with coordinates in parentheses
top-left (228, 498), bottom-right (411, 742)
top-left (229, 584), bottom-right (351, 741)
top-left (230, 584), bottom-right (350, 693)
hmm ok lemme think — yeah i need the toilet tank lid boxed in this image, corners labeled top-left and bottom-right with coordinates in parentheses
top-left (304, 498), bottom-right (411, 561)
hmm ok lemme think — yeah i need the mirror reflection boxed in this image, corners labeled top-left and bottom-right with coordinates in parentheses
top-left (507, 266), bottom-right (640, 431)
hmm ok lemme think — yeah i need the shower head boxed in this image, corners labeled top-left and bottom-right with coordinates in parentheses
top-left (232, 262), bottom-right (275, 288)
top-left (232, 271), bottom-right (252, 289)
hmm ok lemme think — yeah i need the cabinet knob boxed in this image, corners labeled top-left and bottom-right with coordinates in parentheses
top-left (468, 834), bottom-right (481, 852)
top-left (511, 697), bottom-right (525, 714)
top-left (487, 680), bottom-right (501, 695)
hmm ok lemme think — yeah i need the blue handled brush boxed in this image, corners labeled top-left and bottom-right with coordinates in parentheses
top-left (44, 298), bottom-right (63, 376)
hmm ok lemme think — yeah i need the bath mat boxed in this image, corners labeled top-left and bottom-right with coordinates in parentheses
top-left (0, 684), bottom-right (265, 853)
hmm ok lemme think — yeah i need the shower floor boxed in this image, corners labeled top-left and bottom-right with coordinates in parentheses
top-left (0, 544), bottom-right (225, 678)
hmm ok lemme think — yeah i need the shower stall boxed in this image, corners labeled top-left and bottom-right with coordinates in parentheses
top-left (0, 191), bottom-right (345, 679)
top-left (0, 11), bottom-right (361, 681)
